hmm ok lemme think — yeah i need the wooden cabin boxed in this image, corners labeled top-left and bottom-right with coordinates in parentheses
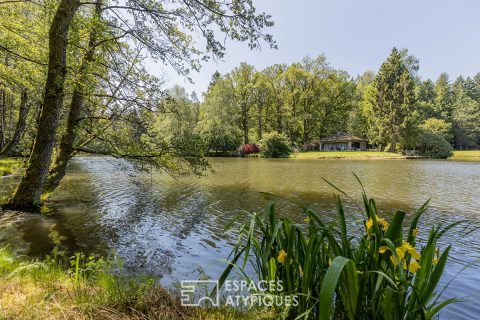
top-left (318, 134), bottom-right (367, 151)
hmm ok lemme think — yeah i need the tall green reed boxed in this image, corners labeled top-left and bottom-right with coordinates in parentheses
top-left (218, 181), bottom-right (461, 319)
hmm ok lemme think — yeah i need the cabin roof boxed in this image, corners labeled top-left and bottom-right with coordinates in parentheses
top-left (319, 134), bottom-right (368, 143)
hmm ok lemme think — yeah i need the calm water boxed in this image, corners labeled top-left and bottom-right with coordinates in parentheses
top-left (1, 157), bottom-right (480, 319)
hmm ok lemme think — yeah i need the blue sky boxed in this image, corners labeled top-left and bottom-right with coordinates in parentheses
top-left (158, 0), bottom-right (480, 96)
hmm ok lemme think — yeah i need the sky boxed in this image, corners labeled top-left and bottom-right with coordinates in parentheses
top-left (153, 0), bottom-right (480, 96)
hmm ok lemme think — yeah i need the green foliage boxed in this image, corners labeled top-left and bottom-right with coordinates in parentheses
top-left (219, 187), bottom-right (459, 319)
top-left (420, 118), bottom-right (453, 142)
top-left (416, 132), bottom-right (453, 159)
top-left (196, 76), bottom-right (243, 155)
top-left (366, 47), bottom-right (416, 151)
top-left (259, 131), bottom-right (292, 158)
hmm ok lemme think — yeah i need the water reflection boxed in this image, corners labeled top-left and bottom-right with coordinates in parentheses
top-left (1, 157), bottom-right (479, 319)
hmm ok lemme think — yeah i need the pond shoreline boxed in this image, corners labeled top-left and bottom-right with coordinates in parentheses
top-left (289, 150), bottom-right (480, 161)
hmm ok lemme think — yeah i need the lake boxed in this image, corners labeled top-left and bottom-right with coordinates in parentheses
top-left (1, 157), bottom-right (479, 319)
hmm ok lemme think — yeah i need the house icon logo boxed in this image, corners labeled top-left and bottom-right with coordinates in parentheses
top-left (180, 280), bottom-right (220, 307)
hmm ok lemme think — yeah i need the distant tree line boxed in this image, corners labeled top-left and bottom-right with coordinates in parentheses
top-left (157, 48), bottom-right (480, 156)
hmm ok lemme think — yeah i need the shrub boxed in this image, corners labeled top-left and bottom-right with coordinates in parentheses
top-left (239, 144), bottom-right (260, 157)
top-left (416, 132), bottom-right (453, 159)
top-left (259, 132), bottom-right (292, 158)
top-left (219, 184), bottom-right (459, 319)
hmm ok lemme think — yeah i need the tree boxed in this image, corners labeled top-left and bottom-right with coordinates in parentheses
top-left (6, 0), bottom-right (81, 209)
top-left (196, 77), bottom-right (242, 155)
top-left (229, 63), bottom-right (256, 144)
top-left (367, 48), bottom-right (416, 152)
top-left (153, 86), bottom-right (199, 143)
top-left (420, 118), bottom-right (453, 142)
top-left (45, 0), bottom-right (103, 192)
top-left (349, 72), bottom-right (374, 138)
top-left (2, 0), bottom-right (276, 209)
top-left (415, 79), bottom-right (436, 120)
top-left (452, 77), bottom-right (480, 149)
top-left (434, 73), bottom-right (453, 121)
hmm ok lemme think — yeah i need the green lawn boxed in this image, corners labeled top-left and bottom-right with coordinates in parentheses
top-left (450, 150), bottom-right (480, 161)
top-left (290, 151), bottom-right (403, 160)
top-left (0, 158), bottom-right (24, 176)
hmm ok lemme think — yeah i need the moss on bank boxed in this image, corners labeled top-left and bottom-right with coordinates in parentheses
top-left (0, 248), bottom-right (274, 320)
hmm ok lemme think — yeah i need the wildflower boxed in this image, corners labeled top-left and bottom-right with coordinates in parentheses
top-left (277, 250), bottom-right (287, 264)
top-left (402, 242), bottom-right (421, 260)
top-left (412, 228), bottom-right (419, 236)
top-left (433, 257), bottom-right (438, 265)
top-left (390, 255), bottom-right (400, 266)
top-left (366, 215), bottom-right (388, 231)
top-left (378, 218), bottom-right (389, 231)
top-left (409, 260), bottom-right (421, 273)
top-left (304, 216), bottom-right (310, 223)
top-left (379, 246), bottom-right (389, 254)
top-left (366, 218), bottom-right (373, 229)
top-left (396, 247), bottom-right (405, 260)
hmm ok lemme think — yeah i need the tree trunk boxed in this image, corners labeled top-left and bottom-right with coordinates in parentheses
top-left (242, 103), bottom-right (249, 144)
top-left (45, 0), bottom-right (101, 193)
top-left (257, 104), bottom-right (263, 140)
top-left (0, 91), bottom-right (5, 150)
top-left (0, 89), bottom-right (29, 157)
top-left (5, 0), bottom-right (80, 210)
top-left (389, 138), bottom-right (397, 153)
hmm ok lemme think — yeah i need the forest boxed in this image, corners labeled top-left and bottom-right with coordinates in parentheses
top-left (162, 50), bottom-right (480, 157)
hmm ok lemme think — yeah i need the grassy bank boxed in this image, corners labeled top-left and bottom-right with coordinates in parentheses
top-left (290, 150), bottom-right (480, 161)
top-left (0, 248), bottom-right (273, 320)
top-left (290, 151), bottom-right (403, 160)
top-left (0, 158), bottom-right (23, 176)
top-left (450, 150), bottom-right (480, 161)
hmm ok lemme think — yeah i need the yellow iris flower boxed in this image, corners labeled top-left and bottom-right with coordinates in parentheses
top-left (366, 218), bottom-right (374, 229)
top-left (379, 246), bottom-right (389, 254)
top-left (277, 250), bottom-right (287, 264)
top-left (366, 215), bottom-right (389, 231)
top-left (409, 260), bottom-right (421, 273)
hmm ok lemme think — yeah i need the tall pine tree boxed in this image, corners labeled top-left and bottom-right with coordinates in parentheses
top-left (369, 48), bottom-right (416, 152)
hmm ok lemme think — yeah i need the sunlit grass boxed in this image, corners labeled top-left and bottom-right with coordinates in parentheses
top-left (450, 150), bottom-right (480, 161)
top-left (0, 248), bottom-right (275, 320)
top-left (0, 157), bottom-right (24, 176)
top-left (290, 151), bottom-right (403, 160)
